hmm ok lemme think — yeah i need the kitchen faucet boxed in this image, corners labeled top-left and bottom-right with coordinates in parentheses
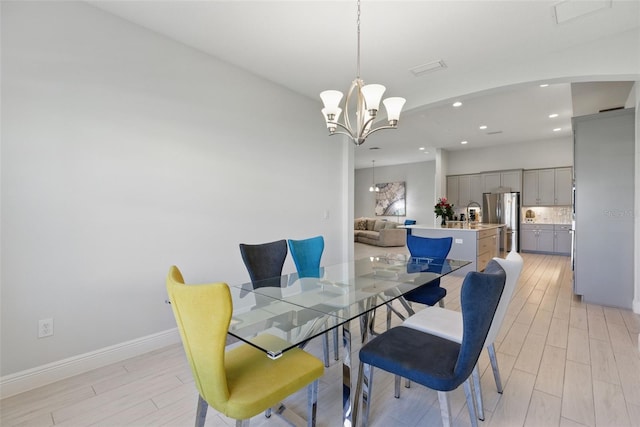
top-left (466, 201), bottom-right (482, 222)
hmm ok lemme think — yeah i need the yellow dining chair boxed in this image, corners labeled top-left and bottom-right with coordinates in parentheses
top-left (166, 266), bottom-right (324, 427)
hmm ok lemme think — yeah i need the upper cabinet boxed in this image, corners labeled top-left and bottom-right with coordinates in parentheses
top-left (446, 175), bottom-right (460, 207)
top-left (523, 167), bottom-right (573, 206)
top-left (500, 170), bottom-right (523, 193)
top-left (554, 167), bottom-right (573, 206)
top-left (483, 170), bottom-right (522, 193)
top-left (448, 170), bottom-right (522, 209)
top-left (447, 174), bottom-right (482, 208)
top-left (459, 174), bottom-right (483, 207)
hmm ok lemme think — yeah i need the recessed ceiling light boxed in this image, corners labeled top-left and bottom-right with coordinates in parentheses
top-left (479, 125), bottom-right (487, 130)
top-left (423, 151), bottom-right (430, 154)
top-left (553, 128), bottom-right (562, 132)
top-left (549, 113), bottom-right (559, 118)
top-left (452, 101), bottom-right (462, 107)
top-left (539, 84), bottom-right (549, 87)
top-left (461, 140), bottom-right (468, 145)
top-left (419, 147), bottom-right (425, 151)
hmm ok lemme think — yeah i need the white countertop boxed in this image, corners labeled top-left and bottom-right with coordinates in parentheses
top-left (408, 222), bottom-right (505, 232)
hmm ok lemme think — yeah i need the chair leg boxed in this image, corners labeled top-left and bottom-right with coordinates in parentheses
top-left (195, 395), bottom-right (208, 427)
top-left (322, 333), bottom-right (330, 367)
top-left (307, 380), bottom-right (319, 427)
top-left (463, 379), bottom-right (479, 427)
top-left (472, 365), bottom-right (485, 421)
top-left (437, 391), bottom-right (453, 427)
top-left (386, 304), bottom-right (392, 330)
top-left (394, 375), bottom-right (401, 398)
top-left (438, 299), bottom-right (446, 308)
top-left (333, 327), bottom-right (339, 360)
top-left (488, 343), bottom-right (503, 393)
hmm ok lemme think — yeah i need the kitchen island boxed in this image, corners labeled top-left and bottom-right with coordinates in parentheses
top-left (407, 222), bottom-right (505, 275)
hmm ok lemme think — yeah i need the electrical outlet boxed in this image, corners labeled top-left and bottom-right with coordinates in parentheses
top-left (38, 318), bottom-right (54, 338)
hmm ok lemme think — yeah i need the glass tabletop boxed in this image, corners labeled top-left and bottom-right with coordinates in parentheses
top-left (228, 254), bottom-right (470, 358)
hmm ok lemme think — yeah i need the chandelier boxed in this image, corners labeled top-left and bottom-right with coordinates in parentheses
top-left (369, 160), bottom-right (380, 192)
top-left (320, 0), bottom-right (406, 146)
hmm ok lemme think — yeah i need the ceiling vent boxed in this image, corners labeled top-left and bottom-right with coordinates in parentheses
top-left (486, 131), bottom-right (503, 135)
top-left (409, 60), bottom-right (447, 77)
top-left (553, 0), bottom-right (611, 24)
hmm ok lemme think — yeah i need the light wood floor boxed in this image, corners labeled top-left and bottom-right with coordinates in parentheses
top-left (2, 245), bottom-right (639, 427)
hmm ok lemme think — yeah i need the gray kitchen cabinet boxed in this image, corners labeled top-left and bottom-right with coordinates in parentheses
top-left (446, 175), bottom-right (459, 207)
top-left (482, 170), bottom-right (522, 193)
top-left (573, 108), bottom-right (635, 308)
top-left (554, 167), bottom-right (573, 206)
top-left (521, 223), bottom-right (554, 253)
top-left (554, 224), bottom-right (572, 255)
top-left (526, 167), bottom-right (573, 206)
top-left (483, 173), bottom-right (501, 194)
top-left (520, 227), bottom-right (538, 252)
top-left (447, 174), bottom-right (482, 208)
top-left (500, 170), bottom-right (522, 193)
top-left (523, 168), bottom-right (561, 206)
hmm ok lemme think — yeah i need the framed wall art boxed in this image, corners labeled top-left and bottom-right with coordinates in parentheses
top-left (375, 181), bottom-right (406, 216)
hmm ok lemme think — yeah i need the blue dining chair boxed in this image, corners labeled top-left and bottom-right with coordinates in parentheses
top-left (378, 235), bottom-right (453, 333)
top-left (403, 235), bottom-right (453, 306)
top-left (288, 236), bottom-right (338, 366)
top-left (403, 219), bottom-right (416, 236)
top-left (354, 260), bottom-right (507, 427)
top-left (401, 251), bottom-right (524, 420)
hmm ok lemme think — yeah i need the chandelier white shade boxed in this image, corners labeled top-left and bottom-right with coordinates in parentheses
top-left (320, 1), bottom-right (406, 146)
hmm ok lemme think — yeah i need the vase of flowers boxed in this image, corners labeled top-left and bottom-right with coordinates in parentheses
top-left (434, 197), bottom-right (454, 226)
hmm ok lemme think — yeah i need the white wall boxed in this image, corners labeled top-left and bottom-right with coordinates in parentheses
top-left (445, 137), bottom-right (573, 175)
top-left (354, 161), bottom-right (436, 225)
top-left (0, 1), bottom-right (346, 378)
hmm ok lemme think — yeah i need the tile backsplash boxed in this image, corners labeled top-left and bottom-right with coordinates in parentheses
top-left (522, 206), bottom-right (572, 224)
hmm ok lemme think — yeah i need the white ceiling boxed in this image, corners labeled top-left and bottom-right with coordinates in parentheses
top-left (89, 0), bottom-right (640, 169)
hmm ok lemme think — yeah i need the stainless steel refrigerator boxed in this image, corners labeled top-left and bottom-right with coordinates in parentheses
top-left (483, 192), bottom-right (520, 252)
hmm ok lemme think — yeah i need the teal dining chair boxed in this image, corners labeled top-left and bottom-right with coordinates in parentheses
top-left (288, 236), bottom-right (338, 366)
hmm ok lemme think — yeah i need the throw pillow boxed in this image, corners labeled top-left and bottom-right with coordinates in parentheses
top-left (384, 222), bottom-right (398, 229)
top-left (373, 220), bottom-right (385, 232)
top-left (355, 218), bottom-right (367, 230)
top-left (366, 219), bottom-right (377, 230)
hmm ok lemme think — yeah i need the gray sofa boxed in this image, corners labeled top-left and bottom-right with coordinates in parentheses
top-left (354, 217), bottom-right (406, 247)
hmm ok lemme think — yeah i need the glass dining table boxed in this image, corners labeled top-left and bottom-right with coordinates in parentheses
top-left (226, 254), bottom-right (470, 427)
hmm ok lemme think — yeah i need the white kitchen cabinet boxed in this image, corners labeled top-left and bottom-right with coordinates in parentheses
top-left (554, 224), bottom-right (572, 255)
top-left (554, 167), bottom-right (573, 206)
top-left (522, 167), bottom-right (573, 206)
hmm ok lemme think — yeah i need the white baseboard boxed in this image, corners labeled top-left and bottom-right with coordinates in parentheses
top-left (0, 328), bottom-right (181, 399)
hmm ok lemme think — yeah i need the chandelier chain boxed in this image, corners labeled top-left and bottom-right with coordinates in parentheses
top-left (356, 0), bottom-right (361, 79)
